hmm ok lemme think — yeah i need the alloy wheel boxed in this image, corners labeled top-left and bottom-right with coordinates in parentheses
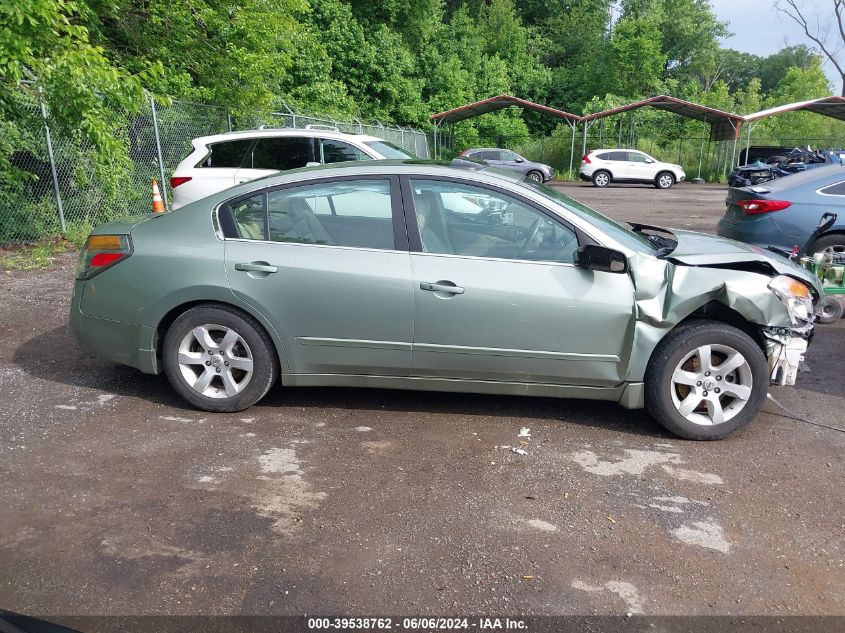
top-left (658, 174), bottom-right (673, 188)
top-left (527, 171), bottom-right (542, 183)
top-left (669, 344), bottom-right (753, 426)
top-left (594, 173), bottom-right (609, 186)
top-left (177, 324), bottom-right (254, 398)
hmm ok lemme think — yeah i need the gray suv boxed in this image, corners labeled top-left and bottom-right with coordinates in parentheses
top-left (460, 148), bottom-right (554, 182)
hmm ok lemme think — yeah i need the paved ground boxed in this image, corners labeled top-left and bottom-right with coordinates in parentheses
top-left (1, 182), bottom-right (844, 621)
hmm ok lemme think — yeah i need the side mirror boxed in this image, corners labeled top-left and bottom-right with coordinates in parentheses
top-left (645, 158), bottom-right (655, 164)
top-left (577, 244), bottom-right (628, 274)
top-left (515, 157), bottom-right (524, 163)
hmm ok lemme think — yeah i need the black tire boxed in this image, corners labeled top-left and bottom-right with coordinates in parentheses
top-left (592, 170), bottom-right (611, 187)
top-left (809, 233), bottom-right (845, 258)
top-left (162, 304), bottom-right (279, 412)
top-left (654, 171), bottom-right (675, 189)
top-left (817, 297), bottom-right (843, 324)
top-left (526, 170), bottom-right (544, 183)
top-left (644, 320), bottom-right (768, 440)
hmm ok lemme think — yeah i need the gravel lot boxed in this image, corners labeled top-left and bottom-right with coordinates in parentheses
top-left (1, 181), bottom-right (844, 624)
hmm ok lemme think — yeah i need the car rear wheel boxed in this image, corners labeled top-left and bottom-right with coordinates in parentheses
top-left (592, 170), bottom-right (611, 187)
top-left (526, 170), bottom-right (544, 183)
top-left (654, 172), bottom-right (675, 189)
top-left (810, 233), bottom-right (845, 258)
top-left (163, 305), bottom-right (278, 412)
top-left (644, 321), bottom-right (768, 440)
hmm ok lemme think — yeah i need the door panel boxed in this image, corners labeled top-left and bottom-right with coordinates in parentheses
top-left (223, 177), bottom-right (413, 376)
top-left (626, 152), bottom-right (656, 181)
top-left (410, 254), bottom-right (633, 385)
top-left (403, 177), bottom-right (634, 386)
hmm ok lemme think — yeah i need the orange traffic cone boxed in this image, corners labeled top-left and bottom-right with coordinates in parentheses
top-left (151, 178), bottom-right (165, 213)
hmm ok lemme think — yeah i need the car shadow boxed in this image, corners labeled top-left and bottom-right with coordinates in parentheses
top-left (16, 326), bottom-right (671, 439)
top-left (13, 324), bottom-right (187, 408)
top-left (258, 383), bottom-right (669, 440)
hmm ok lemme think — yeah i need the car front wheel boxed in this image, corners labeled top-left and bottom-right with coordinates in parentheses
top-left (163, 304), bottom-right (279, 412)
top-left (526, 170), bottom-right (544, 183)
top-left (644, 321), bottom-right (768, 440)
top-left (592, 171), bottom-right (611, 187)
top-left (654, 172), bottom-right (675, 189)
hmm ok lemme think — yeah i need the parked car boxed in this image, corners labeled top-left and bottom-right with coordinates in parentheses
top-left (459, 148), bottom-right (554, 183)
top-left (579, 149), bottom-right (685, 189)
top-left (71, 160), bottom-right (821, 440)
top-left (170, 126), bottom-right (414, 208)
top-left (717, 164), bottom-right (845, 256)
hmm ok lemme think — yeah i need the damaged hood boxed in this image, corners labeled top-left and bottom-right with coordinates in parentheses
top-left (659, 229), bottom-right (822, 295)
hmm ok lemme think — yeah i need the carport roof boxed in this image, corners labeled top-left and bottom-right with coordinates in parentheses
top-left (742, 96), bottom-right (845, 122)
top-left (430, 94), bottom-right (579, 125)
top-left (580, 95), bottom-right (743, 141)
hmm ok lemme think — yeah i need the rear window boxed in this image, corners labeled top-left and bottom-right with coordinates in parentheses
top-left (197, 139), bottom-right (253, 168)
top-left (364, 141), bottom-right (414, 159)
top-left (248, 137), bottom-right (312, 171)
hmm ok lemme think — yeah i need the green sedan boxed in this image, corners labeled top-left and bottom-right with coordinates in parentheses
top-left (70, 160), bottom-right (822, 440)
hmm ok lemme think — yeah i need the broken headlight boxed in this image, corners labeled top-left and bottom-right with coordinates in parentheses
top-left (768, 275), bottom-right (814, 328)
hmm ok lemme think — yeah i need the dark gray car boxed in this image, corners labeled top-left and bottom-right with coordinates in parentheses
top-left (459, 148), bottom-right (554, 182)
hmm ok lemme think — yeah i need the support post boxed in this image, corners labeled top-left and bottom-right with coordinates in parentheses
top-left (38, 88), bottom-right (66, 233)
top-left (581, 121), bottom-right (589, 158)
top-left (696, 122), bottom-right (706, 180)
top-left (569, 121), bottom-right (576, 179)
top-left (149, 94), bottom-right (169, 211)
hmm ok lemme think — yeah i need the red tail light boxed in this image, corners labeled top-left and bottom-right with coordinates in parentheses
top-left (170, 176), bottom-right (192, 188)
top-left (76, 235), bottom-right (132, 280)
top-left (737, 199), bottom-right (791, 215)
top-left (582, 154), bottom-right (591, 164)
top-left (459, 150), bottom-right (470, 157)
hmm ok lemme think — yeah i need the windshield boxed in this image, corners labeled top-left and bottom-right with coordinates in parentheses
top-left (364, 141), bottom-right (414, 159)
top-left (525, 181), bottom-right (656, 252)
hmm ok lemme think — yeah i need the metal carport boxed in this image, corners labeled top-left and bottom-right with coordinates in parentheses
top-left (579, 95), bottom-right (745, 180)
top-left (430, 94), bottom-right (581, 173)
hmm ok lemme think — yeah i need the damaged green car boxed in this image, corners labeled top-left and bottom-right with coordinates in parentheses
top-left (70, 161), bottom-right (821, 440)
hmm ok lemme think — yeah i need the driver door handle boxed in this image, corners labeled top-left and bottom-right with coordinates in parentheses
top-left (234, 262), bottom-right (278, 273)
top-left (420, 281), bottom-right (464, 294)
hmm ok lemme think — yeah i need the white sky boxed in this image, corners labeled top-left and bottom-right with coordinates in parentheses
top-left (709, 0), bottom-right (841, 91)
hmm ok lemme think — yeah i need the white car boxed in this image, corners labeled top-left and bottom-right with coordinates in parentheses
top-left (169, 127), bottom-right (414, 208)
top-left (579, 149), bottom-right (685, 189)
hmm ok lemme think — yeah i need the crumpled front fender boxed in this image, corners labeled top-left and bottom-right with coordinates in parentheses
top-left (624, 254), bottom-right (791, 382)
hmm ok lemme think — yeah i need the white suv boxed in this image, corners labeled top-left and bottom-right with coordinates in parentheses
top-left (579, 149), bottom-right (685, 189)
top-left (169, 127), bottom-right (414, 208)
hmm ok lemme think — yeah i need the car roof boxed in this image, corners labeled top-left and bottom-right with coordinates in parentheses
top-left (191, 128), bottom-right (385, 146)
top-left (590, 148), bottom-right (644, 153)
top-left (188, 160), bottom-right (522, 208)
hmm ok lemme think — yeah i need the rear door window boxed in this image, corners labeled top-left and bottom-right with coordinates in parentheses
top-left (197, 139), bottom-right (253, 168)
top-left (607, 151), bottom-right (628, 161)
top-left (480, 150), bottom-right (501, 161)
top-left (248, 137), bottom-right (312, 170)
top-left (321, 139), bottom-right (370, 163)
top-left (595, 152), bottom-right (612, 160)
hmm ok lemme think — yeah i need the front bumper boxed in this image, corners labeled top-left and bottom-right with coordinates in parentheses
top-left (763, 327), bottom-right (811, 386)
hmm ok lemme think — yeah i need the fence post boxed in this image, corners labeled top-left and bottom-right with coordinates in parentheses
top-left (149, 94), bottom-right (169, 210)
top-left (38, 88), bottom-right (66, 233)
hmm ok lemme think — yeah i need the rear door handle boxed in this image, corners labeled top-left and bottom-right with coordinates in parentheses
top-left (234, 262), bottom-right (278, 273)
top-left (420, 281), bottom-right (464, 294)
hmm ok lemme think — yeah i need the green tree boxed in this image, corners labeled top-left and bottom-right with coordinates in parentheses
top-left (610, 16), bottom-right (666, 96)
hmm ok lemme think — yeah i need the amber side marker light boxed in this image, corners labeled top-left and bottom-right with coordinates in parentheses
top-left (76, 234), bottom-right (132, 280)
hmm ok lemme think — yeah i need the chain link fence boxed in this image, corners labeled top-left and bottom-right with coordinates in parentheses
top-left (1, 83), bottom-right (430, 246)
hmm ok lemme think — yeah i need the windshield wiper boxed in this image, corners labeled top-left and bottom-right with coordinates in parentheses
top-left (655, 246), bottom-right (674, 258)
